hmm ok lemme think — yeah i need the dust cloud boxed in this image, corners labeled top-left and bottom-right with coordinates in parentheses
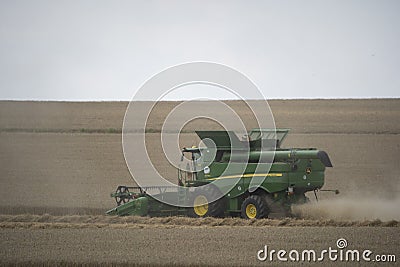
top-left (292, 197), bottom-right (400, 221)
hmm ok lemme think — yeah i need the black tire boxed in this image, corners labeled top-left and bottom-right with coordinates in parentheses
top-left (296, 193), bottom-right (310, 204)
top-left (264, 194), bottom-right (290, 218)
top-left (188, 185), bottom-right (226, 218)
top-left (241, 195), bottom-right (269, 219)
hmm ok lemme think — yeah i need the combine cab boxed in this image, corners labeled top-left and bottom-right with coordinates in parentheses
top-left (107, 129), bottom-right (335, 219)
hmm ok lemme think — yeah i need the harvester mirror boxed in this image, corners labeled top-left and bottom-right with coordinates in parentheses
top-left (204, 166), bottom-right (210, 174)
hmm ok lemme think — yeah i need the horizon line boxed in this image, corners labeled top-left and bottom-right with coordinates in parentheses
top-left (0, 96), bottom-right (399, 102)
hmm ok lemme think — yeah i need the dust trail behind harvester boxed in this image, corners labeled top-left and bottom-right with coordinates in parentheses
top-left (292, 197), bottom-right (400, 221)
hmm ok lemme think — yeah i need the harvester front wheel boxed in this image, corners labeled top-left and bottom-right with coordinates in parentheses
top-left (188, 186), bottom-right (225, 218)
top-left (241, 195), bottom-right (269, 219)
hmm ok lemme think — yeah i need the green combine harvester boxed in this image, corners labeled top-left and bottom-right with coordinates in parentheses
top-left (107, 129), bottom-right (336, 219)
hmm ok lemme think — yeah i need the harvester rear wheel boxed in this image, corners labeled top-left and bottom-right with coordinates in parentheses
top-left (264, 195), bottom-right (290, 218)
top-left (296, 193), bottom-right (310, 204)
top-left (188, 186), bottom-right (226, 218)
top-left (241, 195), bottom-right (269, 219)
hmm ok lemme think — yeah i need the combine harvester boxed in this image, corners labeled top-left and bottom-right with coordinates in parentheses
top-left (107, 129), bottom-right (337, 219)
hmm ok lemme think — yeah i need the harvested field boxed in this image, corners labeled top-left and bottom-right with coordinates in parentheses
top-left (1, 227), bottom-right (398, 266)
top-left (0, 99), bottom-right (399, 265)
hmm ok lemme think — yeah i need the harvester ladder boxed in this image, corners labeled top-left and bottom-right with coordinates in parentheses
top-left (177, 187), bottom-right (187, 208)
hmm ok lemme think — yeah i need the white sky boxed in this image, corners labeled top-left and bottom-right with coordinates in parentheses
top-left (0, 0), bottom-right (399, 100)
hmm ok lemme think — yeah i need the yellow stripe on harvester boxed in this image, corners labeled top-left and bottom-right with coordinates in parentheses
top-left (207, 173), bottom-right (283, 181)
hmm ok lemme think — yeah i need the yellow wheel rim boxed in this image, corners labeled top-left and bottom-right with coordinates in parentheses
top-left (246, 203), bottom-right (257, 218)
top-left (193, 195), bottom-right (208, 216)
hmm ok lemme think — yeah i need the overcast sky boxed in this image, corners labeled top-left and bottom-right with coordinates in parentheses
top-left (0, 0), bottom-right (399, 100)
